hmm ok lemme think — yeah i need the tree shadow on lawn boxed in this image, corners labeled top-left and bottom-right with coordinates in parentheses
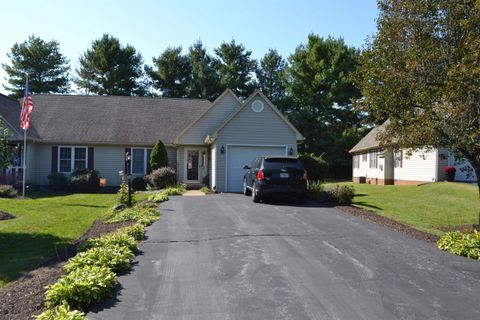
top-left (61, 203), bottom-right (111, 209)
top-left (353, 201), bottom-right (383, 211)
top-left (0, 232), bottom-right (73, 285)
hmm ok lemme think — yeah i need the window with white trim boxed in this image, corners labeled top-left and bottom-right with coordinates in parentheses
top-left (394, 150), bottom-right (403, 168)
top-left (59, 147), bottom-right (87, 173)
top-left (131, 148), bottom-right (153, 175)
top-left (369, 151), bottom-right (378, 169)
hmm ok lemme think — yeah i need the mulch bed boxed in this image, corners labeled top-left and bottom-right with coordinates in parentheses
top-left (0, 211), bottom-right (15, 221)
top-left (0, 219), bottom-right (135, 320)
top-left (336, 205), bottom-right (440, 243)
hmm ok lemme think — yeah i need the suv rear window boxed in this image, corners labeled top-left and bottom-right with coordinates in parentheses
top-left (263, 158), bottom-right (303, 169)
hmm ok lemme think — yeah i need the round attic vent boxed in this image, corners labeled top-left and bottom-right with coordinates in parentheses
top-left (251, 100), bottom-right (264, 112)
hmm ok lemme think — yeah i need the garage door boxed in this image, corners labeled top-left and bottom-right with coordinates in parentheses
top-left (226, 145), bottom-right (286, 192)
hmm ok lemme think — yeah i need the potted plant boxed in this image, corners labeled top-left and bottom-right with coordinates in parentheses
top-left (444, 166), bottom-right (456, 181)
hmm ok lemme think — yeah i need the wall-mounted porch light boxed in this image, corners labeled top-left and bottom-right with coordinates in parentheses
top-left (289, 147), bottom-right (294, 156)
top-left (220, 146), bottom-right (225, 154)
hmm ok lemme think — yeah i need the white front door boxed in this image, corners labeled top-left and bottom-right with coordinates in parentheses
top-left (184, 148), bottom-right (208, 182)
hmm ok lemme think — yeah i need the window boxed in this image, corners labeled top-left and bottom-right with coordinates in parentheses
top-left (362, 153), bottom-right (367, 162)
top-left (131, 148), bottom-right (153, 175)
top-left (394, 150), bottom-right (403, 168)
top-left (353, 155), bottom-right (360, 168)
top-left (59, 147), bottom-right (87, 173)
top-left (369, 151), bottom-right (378, 168)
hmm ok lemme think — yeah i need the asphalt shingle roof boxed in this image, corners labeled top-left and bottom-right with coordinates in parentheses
top-left (349, 120), bottom-right (389, 154)
top-left (0, 94), bottom-right (212, 145)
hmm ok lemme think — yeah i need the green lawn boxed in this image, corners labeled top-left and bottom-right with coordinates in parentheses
top-left (0, 192), bottom-right (117, 288)
top-left (328, 182), bottom-right (479, 235)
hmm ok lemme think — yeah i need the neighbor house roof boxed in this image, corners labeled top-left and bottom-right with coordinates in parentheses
top-left (349, 120), bottom-right (389, 153)
top-left (0, 94), bottom-right (25, 141)
top-left (0, 94), bottom-right (211, 145)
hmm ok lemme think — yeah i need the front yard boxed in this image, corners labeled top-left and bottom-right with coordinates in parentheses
top-left (0, 192), bottom-right (117, 288)
top-left (330, 182), bottom-right (478, 235)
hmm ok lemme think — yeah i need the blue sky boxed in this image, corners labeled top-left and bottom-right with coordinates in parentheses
top-left (0, 0), bottom-right (379, 94)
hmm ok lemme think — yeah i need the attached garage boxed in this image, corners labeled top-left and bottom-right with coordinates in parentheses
top-left (226, 145), bottom-right (287, 192)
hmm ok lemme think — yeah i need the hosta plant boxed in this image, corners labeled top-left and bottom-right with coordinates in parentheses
top-left (65, 245), bottom-right (134, 273)
top-left (45, 265), bottom-right (117, 309)
top-left (78, 233), bottom-right (138, 254)
top-left (437, 230), bottom-right (480, 260)
top-left (35, 304), bottom-right (86, 320)
top-left (117, 224), bottom-right (146, 240)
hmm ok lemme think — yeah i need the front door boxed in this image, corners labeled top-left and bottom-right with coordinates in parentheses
top-left (187, 150), bottom-right (199, 181)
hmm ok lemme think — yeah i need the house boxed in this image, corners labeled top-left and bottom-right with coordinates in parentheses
top-left (0, 89), bottom-right (304, 192)
top-left (350, 121), bottom-right (477, 185)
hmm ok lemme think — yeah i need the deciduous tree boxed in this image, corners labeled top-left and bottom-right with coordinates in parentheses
top-left (356, 0), bottom-right (480, 195)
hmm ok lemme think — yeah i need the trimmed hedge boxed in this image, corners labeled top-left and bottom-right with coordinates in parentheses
top-left (70, 169), bottom-right (100, 193)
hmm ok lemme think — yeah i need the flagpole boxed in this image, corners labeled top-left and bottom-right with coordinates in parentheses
top-left (22, 128), bottom-right (26, 197)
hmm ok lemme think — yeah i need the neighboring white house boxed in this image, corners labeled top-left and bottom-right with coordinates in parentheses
top-left (0, 89), bottom-right (304, 193)
top-left (350, 121), bottom-right (477, 185)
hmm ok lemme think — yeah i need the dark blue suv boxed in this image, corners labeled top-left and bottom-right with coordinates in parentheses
top-left (242, 156), bottom-right (308, 203)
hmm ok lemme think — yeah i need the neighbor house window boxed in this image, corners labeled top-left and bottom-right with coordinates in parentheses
top-left (369, 151), bottom-right (378, 168)
top-left (394, 150), bottom-right (403, 168)
top-left (59, 146), bottom-right (87, 173)
top-left (353, 155), bottom-right (360, 168)
top-left (131, 148), bottom-right (153, 175)
top-left (362, 153), bottom-right (367, 162)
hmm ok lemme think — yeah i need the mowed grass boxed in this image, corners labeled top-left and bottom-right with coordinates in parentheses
top-left (0, 191), bottom-right (117, 288)
top-left (327, 182), bottom-right (479, 235)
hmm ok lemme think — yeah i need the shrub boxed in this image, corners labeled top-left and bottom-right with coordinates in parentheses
top-left (65, 245), bottom-right (134, 273)
top-left (78, 233), bottom-right (138, 254)
top-left (35, 304), bottom-right (86, 320)
top-left (116, 182), bottom-right (135, 206)
top-left (117, 224), bottom-right (146, 240)
top-left (45, 265), bottom-right (117, 309)
top-left (145, 167), bottom-right (176, 189)
top-left (107, 205), bottom-right (160, 226)
top-left (327, 185), bottom-right (355, 205)
top-left (437, 230), bottom-right (480, 259)
top-left (306, 180), bottom-right (328, 202)
top-left (298, 153), bottom-right (329, 181)
top-left (69, 169), bottom-right (100, 193)
top-left (131, 177), bottom-right (147, 191)
top-left (149, 140), bottom-right (168, 172)
top-left (0, 184), bottom-right (17, 198)
top-left (47, 173), bottom-right (69, 191)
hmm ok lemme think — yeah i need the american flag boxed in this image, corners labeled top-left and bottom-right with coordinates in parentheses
top-left (20, 79), bottom-right (34, 130)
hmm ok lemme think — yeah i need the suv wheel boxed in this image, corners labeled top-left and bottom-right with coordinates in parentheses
top-left (252, 182), bottom-right (261, 203)
top-left (243, 179), bottom-right (251, 196)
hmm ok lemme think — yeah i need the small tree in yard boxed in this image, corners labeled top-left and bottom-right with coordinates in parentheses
top-left (149, 140), bottom-right (168, 172)
top-left (356, 0), bottom-right (480, 219)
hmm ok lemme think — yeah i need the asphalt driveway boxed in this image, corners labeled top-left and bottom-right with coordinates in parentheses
top-left (89, 194), bottom-right (480, 320)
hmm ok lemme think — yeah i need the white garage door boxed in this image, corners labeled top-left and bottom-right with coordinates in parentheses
top-left (226, 145), bottom-right (286, 192)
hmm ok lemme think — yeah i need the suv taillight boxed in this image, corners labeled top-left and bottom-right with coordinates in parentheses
top-left (303, 170), bottom-right (308, 181)
top-left (257, 170), bottom-right (264, 181)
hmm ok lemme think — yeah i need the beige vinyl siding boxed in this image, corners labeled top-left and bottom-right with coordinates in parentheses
top-left (178, 93), bottom-right (240, 145)
top-left (394, 149), bottom-right (437, 182)
top-left (215, 97), bottom-right (298, 192)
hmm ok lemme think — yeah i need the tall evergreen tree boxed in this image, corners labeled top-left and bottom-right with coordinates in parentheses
top-left (283, 34), bottom-right (362, 177)
top-left (75, 34), bottom-right (145, 95)
top-left (147, 47), bottom-right (191, 98)
top-left (256, 49), bottom-right (287, 108)
top-left (2, 35), bottom-right (70, 98)
top-left (187, 41), bottom-right (220, 100)
top-left (214, 40), bottom-right (257, 99)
